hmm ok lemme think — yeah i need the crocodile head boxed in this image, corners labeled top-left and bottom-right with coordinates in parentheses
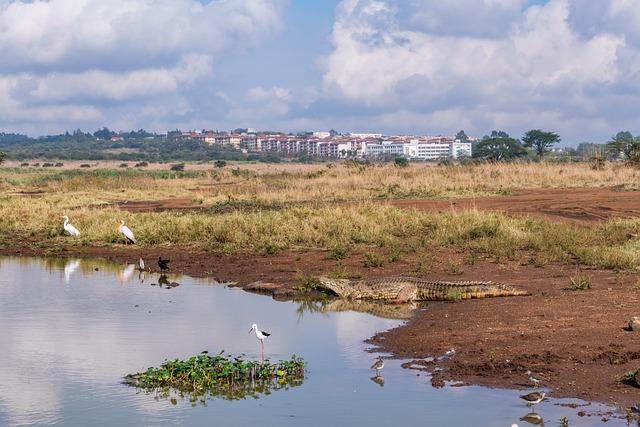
top-left (318, 277), bottom-right (353, 298)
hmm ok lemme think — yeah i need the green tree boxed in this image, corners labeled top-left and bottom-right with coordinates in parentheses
top-left (522, 129), bottom-right (561, 158)
top-left (607, 131), bottom-right (640, 164)
top-left (0, 150), bottom-right (7, 164)
top-left (473, 137), bottom-right (527, 161)
top-left (455, 130), bottom-right (469, 142)
top-left (485, 130), bottom-right (510, 139)
top-left (394, 156), bottom-right (409, 167)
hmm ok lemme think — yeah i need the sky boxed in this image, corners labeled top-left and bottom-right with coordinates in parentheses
top-left (0, 0), bottom-right (639, 146)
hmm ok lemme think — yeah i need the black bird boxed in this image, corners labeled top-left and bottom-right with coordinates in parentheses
top-left (158, 257), bottom-right (171, 272)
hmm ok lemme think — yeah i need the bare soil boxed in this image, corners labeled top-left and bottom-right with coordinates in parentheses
top-left (4, 186), bottom-right (640, 410)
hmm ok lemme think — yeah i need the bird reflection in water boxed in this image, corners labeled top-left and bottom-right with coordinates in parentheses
top-left (152, 274), bottom-right (179, 289)
top-left (370, 375), bottom-right (385, 387)
top-left (116, 263), bottom-right (136, 285)
top-left (519, 411), bottom-right (545, 426)
top-left (63, 259), bottom-right (80, 284)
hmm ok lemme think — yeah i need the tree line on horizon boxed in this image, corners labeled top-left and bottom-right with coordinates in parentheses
top-left (0, 126), bottom-right (638, 166)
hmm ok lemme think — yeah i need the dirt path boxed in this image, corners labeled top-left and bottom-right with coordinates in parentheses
top-left (4, 186), bottom-right (640, 411)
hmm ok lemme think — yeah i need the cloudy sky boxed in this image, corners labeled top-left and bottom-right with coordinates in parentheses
top-left (1, 0), bottom-right (639, 146)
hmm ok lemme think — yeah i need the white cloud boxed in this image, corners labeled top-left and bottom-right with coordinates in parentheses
top-left (1, 0), bottom-right (640, 144)
top-left (0, 0), bottom-right (284, 70)
top-left (320, 0), bottom-right (637, 142)
top-left (0, 0), bottom-right (285, 134)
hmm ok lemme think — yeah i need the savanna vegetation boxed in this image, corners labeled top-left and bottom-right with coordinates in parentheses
top-left (1, 160), bottom-right (639, 273)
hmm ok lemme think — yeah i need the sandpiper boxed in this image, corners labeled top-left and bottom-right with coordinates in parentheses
top-left (525, 370), bottom-right (543, 389)
top-left (371, 356), bottom-right (384, 376)
top-left (520, 391), bottom-right (546, 407)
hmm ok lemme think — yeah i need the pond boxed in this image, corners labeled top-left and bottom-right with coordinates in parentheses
top-left (0, 256), bottom-right (627, 426)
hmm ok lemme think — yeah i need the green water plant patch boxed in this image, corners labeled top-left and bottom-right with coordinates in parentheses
top-left (123, 350), bottom-right (306, 402)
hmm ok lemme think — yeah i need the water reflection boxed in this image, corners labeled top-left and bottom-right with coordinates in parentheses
top-left (0, 256), bottom-right (630, 426)
top-left (520, 410), bottom-right (545, 426)
top-left (370, 375), bottom-right (385, 387)
top-left (293, 298), bottom-right (420, 320)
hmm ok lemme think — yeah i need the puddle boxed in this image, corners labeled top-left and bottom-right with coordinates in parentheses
top-left (0, 256), bottom-right (629, 426)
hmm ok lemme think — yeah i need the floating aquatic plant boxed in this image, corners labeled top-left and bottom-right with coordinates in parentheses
top-left (123, 350), bottom-right (306, 403)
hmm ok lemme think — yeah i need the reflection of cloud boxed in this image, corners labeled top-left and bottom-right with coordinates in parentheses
top-left (332, 311), bottom-right (400, 367)
top-left (0, 349), bottom-right (62, 426)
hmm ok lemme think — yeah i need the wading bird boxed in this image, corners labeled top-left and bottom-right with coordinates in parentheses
top-left (371, 356), bottom-right (384, 376)
top-left (117, 219), bottom-right (136, 245)
top-left (520, 391), bottom-right (546, 407)
top-left (249, 323), bottom-right (271, 354)
top-left (62, 216), bottom-right (80, 236)
top-left (525, 370), bottom-right (543, 389)
top-left (158, 257), bottom-right (171, 272)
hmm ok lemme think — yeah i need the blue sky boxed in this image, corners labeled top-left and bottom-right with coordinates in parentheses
top-left (1, 0), bottom-right (639, 146)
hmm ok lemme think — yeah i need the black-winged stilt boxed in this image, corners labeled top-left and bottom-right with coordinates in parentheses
top-left (249, 323), bottom-right (271, 354)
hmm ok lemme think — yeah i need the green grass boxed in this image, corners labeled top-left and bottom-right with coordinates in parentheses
top-left (123, 351), bottom-right (306, 402)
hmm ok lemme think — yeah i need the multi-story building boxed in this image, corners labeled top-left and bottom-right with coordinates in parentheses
top-left (173, 130), bottom-right (473, 160)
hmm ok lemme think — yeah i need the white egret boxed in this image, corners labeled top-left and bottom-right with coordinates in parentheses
top-left (62, 216), bottom-right (80, 236)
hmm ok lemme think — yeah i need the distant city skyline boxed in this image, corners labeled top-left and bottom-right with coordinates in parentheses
top-left (1, 1), bottom-right (639, 147)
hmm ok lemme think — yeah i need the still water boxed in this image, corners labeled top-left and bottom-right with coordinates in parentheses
top-left (0, 256), bottom-right (626, 426)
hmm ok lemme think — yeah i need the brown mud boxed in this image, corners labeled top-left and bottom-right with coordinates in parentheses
top-left (4, 186), bottom-right (640, 410)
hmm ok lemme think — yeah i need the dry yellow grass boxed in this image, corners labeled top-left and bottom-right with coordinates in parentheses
top-left (1, 160), bottom-right (639, 270)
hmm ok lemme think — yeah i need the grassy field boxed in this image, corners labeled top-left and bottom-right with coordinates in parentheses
top-left (1, 160), bottom-right (639, 271)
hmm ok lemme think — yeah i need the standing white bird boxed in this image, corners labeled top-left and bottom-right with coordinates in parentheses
top-left (62, 216), bottom-right (80, 236)
top-left (249, 323), bottom-right (271, 354)
top-left (117, 219), bottom-right (136, 245)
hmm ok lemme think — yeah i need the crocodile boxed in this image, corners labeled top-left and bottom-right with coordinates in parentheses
top-left (318, 277), bottom-right (530, 303)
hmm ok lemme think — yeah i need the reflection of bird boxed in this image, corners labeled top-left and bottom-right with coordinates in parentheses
top-left (117, 263), bottom-right (135, 285)
top-left (370, 375), bottom-right (385, 387)
top-left (519, 412), bottom-right (544, 426)
top-left (520, 391), bottom-right (546, 407)
top-left (64, 259), bottom-right (80, 284)
top-left (117, 219), bottom-right (136, 245)
top-left (371, 356), bottom-right (385, 376)
top-left (63, 216), bottom-right (80, 236)
top-left (249, 323), bottom-right (271, 354)
top-left (138, 270), bottom-right (146, 283)
top-left (158, 257), bottom-right (171, 272)
top-left (526, 370), bottom-right (543, 389)
top-left (158, 274), bottom-right (170, 287)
